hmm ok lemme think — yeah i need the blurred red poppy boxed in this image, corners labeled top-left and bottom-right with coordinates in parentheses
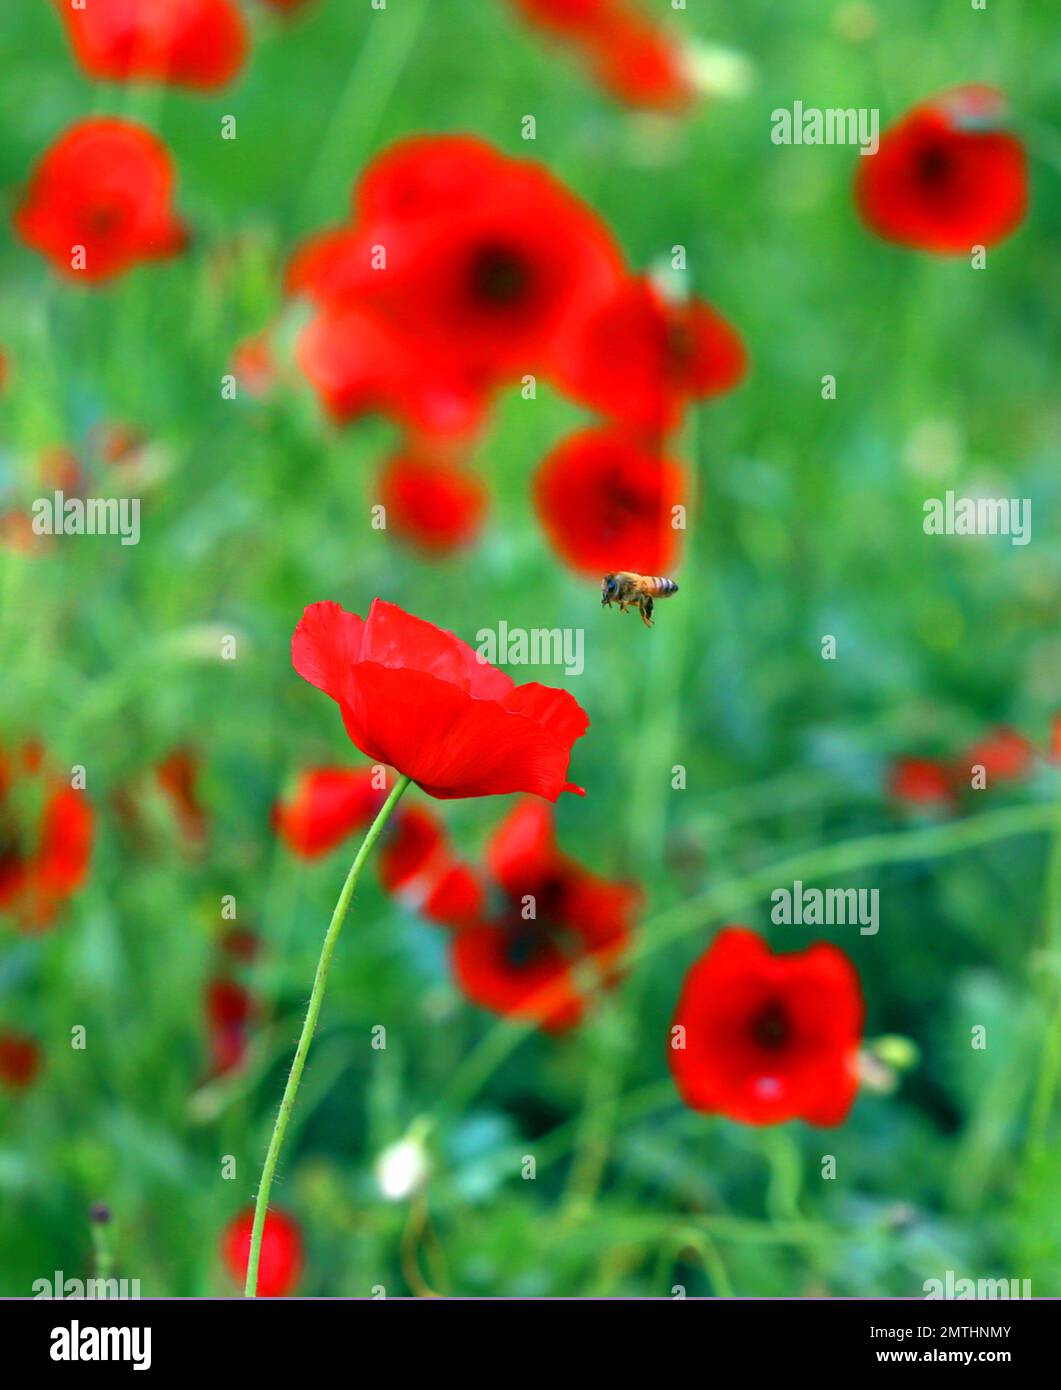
top-left (888, 756), bottom-right (955, 808)
top-left (855, 86), bottom-right (1027, 254)
top-left (273, 767), bottom-right (389, 858)
top-left (0, 744), bottom-right (93, 931)
top-left (379, 805), bottom-right (484, 928)
top-left (0, 1030), bottom-right (42, 1090)
top-left (504, 1), bottom-right (693, 112)
top-left (554, 276), bottom-right (747, 436)
top-left (54, 0), bottom-right (248, 90)
top-left (669, 928), bottom-right (864, 1126)
top-left (451, 798), bottom-right (638, 1031)
top-left (14, 118), bottom-right (187, 283)
top-left (231, 332), bottom-right (278, 400)
top-left (533, 427), bottom-right (686, 578)
top-left (377, 453), bottom-right (487, 555)
top-left (292, 599), bottom-right (589, 801)
top-left (959, 727), bottom-right (1034, 785)
top-left (288, 136), bottom-right (625, 406)
top-left (205, 978), bottom-right (256, 1077)
top-left (156, 749), bottom-right (207, 850)
top-left (221, 1206), bottom-right (303, 1297)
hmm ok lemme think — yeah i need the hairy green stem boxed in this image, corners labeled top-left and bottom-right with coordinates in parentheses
top-left (244, 773), bottom-right (411, 1297)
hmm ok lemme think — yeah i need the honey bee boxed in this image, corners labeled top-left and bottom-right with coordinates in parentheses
top-left (600, 572), bottom-right (679, 628)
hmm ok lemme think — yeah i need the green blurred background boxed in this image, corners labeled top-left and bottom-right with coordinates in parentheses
top-left (0, 0), bottom-right (1058, 1296)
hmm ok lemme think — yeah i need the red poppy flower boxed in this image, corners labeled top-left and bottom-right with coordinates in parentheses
top-left (451, 798), bottom-right (638, 1031)
top-left (504, 2), bottom-right (693, 112)
top-left (294, 302), bottom-right (487, 438)
top-left (888, 757), bottom-right (955, 808)
top-left (855, 86), bottom-right (1028, 254)
top-left (377, 453), bottom-right (487, 556)
top-left (255, 0), bottom-right (315, 10)
top-left (554, 277), bottom-right (747, 435)
top-left (221, 1206), bottom-right (303, 1297)
top-left (379, 805), bottom-right (484, 928)
top-left (292, 137), bottom-right (625, 389)
top-left (54, 0), bottom-right (248, 91)
top-left (273, 767), bottom-right (389, 858)
top-left (1050, 715), bottom-right (1061, 762)
top-left (0, 744), bottom-right (93, 931)
top-left (959, 727), bottom-right (1034, 785)
top-left (14, 118), bottom-right (187, 283)
top-left (669, 928), bottom-right (864, 1126)
top-left (0, 1030), bottom-right (42, 1090)
top-left (533, 427), bottom-right (686, 578)
top-left (205, 977), bottom-right (256, 1076)
top-left (156, 749), bottom-right (207, 849)
top-left (292, 599), bottom-right (589, 801)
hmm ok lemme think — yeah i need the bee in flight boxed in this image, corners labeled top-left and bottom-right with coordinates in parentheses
top-left (600, 572), bottom-right (679, 628)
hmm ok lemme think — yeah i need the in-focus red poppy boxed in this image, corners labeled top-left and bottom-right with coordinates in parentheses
top-left (205, 977), bottom-right (256, 1077)
top-left (54, 0), bottom-right (248, 90)
top-left (14, 118), bottom-right (187, 284)
top-left (669, 928), bottom-right (864, 1126)
top-left (379, 805), bottom-right (484, 928)
top-left (554, 276), bottom-right (746, 436)
top-left (295, 302), bottom-right (488, 438)
top-left (0, 1030), bottom-right (42, 1091)
top-left (292, 599), bottom-right (589, 801)
top-left (0, 744), bottom-right (94, 931)
top-left (221, 1206), bottom-right (302, 1297)
top-left (273, 767), bottom-right (389, 858)
top-left (377, 453), bottom-right (488, 556)
top-left (451, 798), bottom-right (638, 1031)
top-left (959, 727), bottom-right (1034, 785)
top-left (888, 756), bottom-right (955, 808)
top-left (855, 86), bottom-right (1028, 254)
top-left (533, 427), bottom-right (686, 579)
top-left (156, 749), bottom-right (207, 849)
top-left (291, 137), bottom-right (625, 390)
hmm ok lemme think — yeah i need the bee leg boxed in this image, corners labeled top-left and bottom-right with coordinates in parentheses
top-left (640, 597), bottom-right (655, 627)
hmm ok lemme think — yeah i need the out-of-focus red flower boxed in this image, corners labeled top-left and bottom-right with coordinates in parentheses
top-left (451, 798), bottom-right (638, 1031)
top-left (377, 453), bottom-right (487, 556)
top-left (1050, 715), bottom-right (1061, 762)
top-left (288, 136), bottom-right (624, 404)
top-left (54, 0), bottom-right (248, 90)
top-left (231, 333), bottom-right (278, 400)
top-left (0, 1030), bottom-right (42, 1090)
top-left (554, 277), bottom-right (747, 436)
top-left (292, 599), bottom-right (589, 802)
top-left (14, 118), bottom-right (187, 284)
top-left (219, 927), bottom-right (260, 963)
top-left (0, 512), bottom-right (43, 555)
top-left (205, 977), bottom-right (256, 1076)
top-left (669, 928), bottom-right (864, 1126)
top-left (533, 427), bottom-right (686, 578)
top-left (0, 744), bottom-right (93, 931)
top-left (156, 749), bottom-right (207, 849)
top-left (295, 302), bottom-right (487, 438)
top-left (959, 727), bottom-right (1034, 785)
top-left (379, 805), bottom-right (483, 928)
top-left (888, 757), bottom-right (955, 808)
top-left (504, 1), bottom-right (694, 112)
top-left (95, 422), bottom-right (147, 468)
top-left (254, 0), bottom-right (315, 11)
top-left (855, 86), bottom-right (1028, 254)
top-left (273, 767), bottom-right (389, 858)
top-left (221, 1206), bottom-right (303, 1297)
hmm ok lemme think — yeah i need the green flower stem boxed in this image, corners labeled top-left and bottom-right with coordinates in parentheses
top-left (244, 772), bottom-right (411, 1297)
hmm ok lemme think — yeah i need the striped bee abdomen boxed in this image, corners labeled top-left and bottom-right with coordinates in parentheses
top-left (645, 576), bottom-right (679, 597)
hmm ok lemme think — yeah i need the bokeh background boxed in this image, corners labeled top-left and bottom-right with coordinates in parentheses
top-left (0, 0), bottom-right (1058, 1297)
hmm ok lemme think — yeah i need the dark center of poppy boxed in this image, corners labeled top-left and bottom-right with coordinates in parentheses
top-left (469, 243), bottom-right (531, 307)
top-left (86, 202), bottom-right (124, 237)
top-left (499, 874), bottom-right (576, 971)
top-left (666, 319), bottom-right (696, 371)
top-left (749, 999), bottom-right (791, 1051)
top-left (915, 144), bottom-right (955, 187)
